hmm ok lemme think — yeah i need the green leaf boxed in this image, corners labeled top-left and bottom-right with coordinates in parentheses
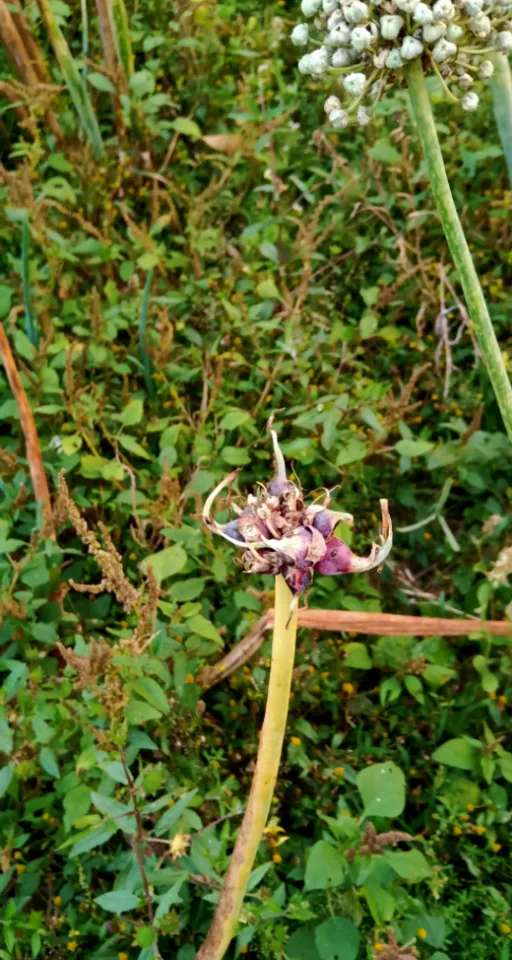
top-left (0, 285), bottom-right (12, 318)
top-left (423, 664), bottom-right (456, 689)
top-left (60, 434), bottom-right (82, 456)
top-left (336, 437), bottom-right (368, 467)
top-left (368, 140), bottom-right (401, 165)
top-left (129, 69), bottom-right (155, 99)
top-left (498, 751), bottom-right (512, 783)
top-left (380, 677), bottom-right (402, 706)
top-left (126, 700), bottom-right (163, 724)
top-left (90, 790), bottom-right (131, 820)
top-left (187, 614), bottom-right (224, 647)
top-left (384, 849), bottom-right (431, 882)
top-left (154, 880), bottom-right (185, 920)
top-left (130, 677), bottom-right (170, 715)
top-left (314, 918), bottom-right (360, 960)
top-left (169, 578), bottom-right (205, 602)
top-left (432, 738), bottom-right (479, 771)
top-left (256, 278), bottom-right (280, 300)
top-left (87, 71), bottom-right (116, 93)
top-left (344, 642), bottom-right (372, 669)
top-left (220, 410), bottom-right (253, 430)
top-left (0, 762), bottom-right (14, 798)
top-left (141, 544), bottom-right (187, 582)
top-left (287, 927), bottom-right (321, 960)
top-left (39, 748), bottom-right (60, 779)
top-left (357, 761), bottom-right (406, 817)
top-left (154, 789), bottom-right (198, 836)
top-left (221, 446), bottom-right (250, 466)
top-left (394, 439), bottom-right (434, 457)
top-left (247, 862), bottom-right (273, 892)
top-left (362, 881), bottom-right (396, 925)
top-left (404, 675), bottom-right (424, 703)
top-left (171, 117), bottom-right (202, 138)
top-left (70, 826), bottom-right (116, 856)
top-left (119, 399), bottom-right (144, 426)
top-left (304, 841), bottom-right (346, 891)
top-left (94, 890), bottom-right (140, 913)
top-left (118, 434), bottom-right (152, 459)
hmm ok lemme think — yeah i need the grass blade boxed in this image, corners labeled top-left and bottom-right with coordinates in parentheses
top-left (21, 217), bottom-right (38, 348)
top-left (36, 0), bottom-right (104, 158)
top-left (490, 52), bottom-right (512, 187)
top-left (138, 269), bottom-right (154, 399)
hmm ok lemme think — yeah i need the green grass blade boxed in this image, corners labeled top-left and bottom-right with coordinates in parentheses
top-left (38, 0), bottom-right (104, 158)
top-left (490, 52), bottom-right (512, 187)
top-left (21, 217), bottom-right (38, 347)
top-left (138, 270), bottom-right (154, 399)
top-left (110, 0), bottom-right (134, 78)
top-left (80, 0), bottom-right (89, 95)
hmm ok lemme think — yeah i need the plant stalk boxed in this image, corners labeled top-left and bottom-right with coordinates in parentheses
top-left (404, 57), bottom-right (512, 442)
top-left (195, 575), bottom-right (298, 960)
top-left (489, 51), bottom-right (512, 186)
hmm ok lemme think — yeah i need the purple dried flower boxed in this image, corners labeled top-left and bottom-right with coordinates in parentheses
top-left (203, 431), bottom-right (392, 595)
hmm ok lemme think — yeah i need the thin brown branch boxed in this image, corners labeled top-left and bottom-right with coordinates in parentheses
top-left (197, 608), bottom-right (512, 691)
top-left (118, 750), bottom-right (159, 950)
top-left (0, 322), bottom-right (54, 538)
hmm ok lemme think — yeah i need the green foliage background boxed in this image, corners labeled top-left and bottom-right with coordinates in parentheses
top-left (1, 0), bottom-right (512, 958)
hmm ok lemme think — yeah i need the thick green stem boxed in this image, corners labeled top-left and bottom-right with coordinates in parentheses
top-left (195, 576), bottom-right (298, 960)
top-left (404, 57), bottom-right (512, 442)
top-left (490, 52), bottom-right (512, 187)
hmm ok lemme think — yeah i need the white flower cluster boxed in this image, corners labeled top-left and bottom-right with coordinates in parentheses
top-left (291, 0), bottom-right (512, 124)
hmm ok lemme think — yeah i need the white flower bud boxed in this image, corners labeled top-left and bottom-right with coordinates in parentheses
top-left (401, 35), bottom-right (424, 57)
top-left (463, 0), bottom-right (483, 14)
top-left (446, 23), bottom-right (463, 40)
top-left (479, 59), bottom-right (494, 78)
top-left (380, 14), bottom-right (405, 37)
top-left (327, 9), bottom-right (345, 29)
top-left (462, 91), bottom-right (479, 110)
top-left (328, 22), bottom-right (353, 43)
top-left (301, 0), bottom-right (322, 16)
top-left (432, 37), bottom-right (457, 59)
top-left (343, 70), bottom-right (367, 94)
top-left (345, 1), bottom-right (369, 23)
top-left (323, 0), bottom-right (339, 12)
top-left (325, 95), bottom-right (342, 112)
top-left (498, 30), bottom-right (512, 51)
top-left (423, 22), bottom-right (446, 41)
top-left (386, 47), bottom-right (404, 66)
top-left (298, 54), bottom-right (312, 73)
top-left (469, 14), bottom-right (491, 35)
top-left (351, 24), bottom-right (374, 48)
top-left (308, 46), bottom-right (330, 73)
top-left (374, 46), bottom-right (390, 66)
top-left (291, 23), bottom-right (310, 45)
top-left (395, 0), bottom-right (420, 13)
top-left (332, 47), bottom-right (355, 65)
top-left (330, 107), bottom-right (349, 128)
top-left (357, 106), bottom-right (371, 125)
top-left (413, 3), bottom-right (434, 22)
top-left (433, 0), bottom-right (454, 19)
top-left (458, 73), bottom-right (473, 88)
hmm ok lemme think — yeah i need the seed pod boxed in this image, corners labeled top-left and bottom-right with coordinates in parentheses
top-left (380, 14), bottom-right (405, 38)
top-left (291, 23), bottom-right (310, 45)
top-left (401, 35), bottom-right (424, 58)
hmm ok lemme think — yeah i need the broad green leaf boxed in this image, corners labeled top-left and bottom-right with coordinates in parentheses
top-left (171, 117), bottom-right (202, 138)
top-left (87, 71), bottom-right (116, 92)
top-left (256, 278), bottom-right (280, 300)
top-left (423, 664), bottom-right (456, 689)
top-left (119, 399), bottom-right (144, 426)
top-left (130, 677), bottom-right (170, 715)
top-left (94, 890), bottom-right (140, 913)
top-left (154, 880), bottom-right (185, 920)
top-left (432, 738), bottom-right (479, 771)
top-left (220, 410), bottom-right (253, 430)
top-left (362, 881), bottom-right (396, 925)
top-left (169, 578), bottom-right (205, 602)
top-left (344, 642), bottom-right (372, 669)
top-left (404, 675), bottom-right (424, 703)
top-left (384, 849), bottom-right (431, 882)
top-left (0, 762), bottom-right (14, 798)
top-left (90, 791), bottom-right (131, 820)
top-left (154, 789), bottom-right (198, 836)
top-left (39, 748), bottom-right (60, 779)
top-left (126, 700), bottom-right (162, 725)
top-left (186, 614), bottom-right (223, 647)
top-left (380, 677), bottom-right (402, 706)
top-left (394, 439), bottom-right (434, 457)
top-left (118, 434), bottom-right (152, 459)
top-left (287, 927), bottom-right (321, 960)
top-left (70, 826), bottom-right (116, 856)
top-left (0, 285), bottom-right (12, 317)
top-left (357, 761), bottom-right (405, 817)
top-left (336, 437), bottom-right (368, 467)
top-left (368, 140), bottom-right (401, 165)
top-left (498, 751), bottom-right (512, 782)
top-left (141, 544), bottom-right (187, 582)
top-left (247, 862), bottom-right (273, 892)
top-left (221, 446), bottom-right (250, 466)
top-left (304, 841), bottom-right (346, 891)
top-left (315, 918), bottom-right (360, 960)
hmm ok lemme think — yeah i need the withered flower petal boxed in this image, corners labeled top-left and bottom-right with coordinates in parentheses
top-left (203, 432), bottom-right (392, 595)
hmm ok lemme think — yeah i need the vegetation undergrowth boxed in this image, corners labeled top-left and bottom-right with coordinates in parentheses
top-left (1, 1), bottom-right (512, 958)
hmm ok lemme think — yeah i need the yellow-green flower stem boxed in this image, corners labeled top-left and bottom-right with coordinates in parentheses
top-left (404, 57), bottom-right (512, 442)
top-left (195, 576), bottom-right (298, 960)
top-left (490, 52), bottom-right (512, 186)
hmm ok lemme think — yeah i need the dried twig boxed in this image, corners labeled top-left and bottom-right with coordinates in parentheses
top-left (0, 322), bottom-right (54, 537)
top-left (196, 607), bottom-right (512, 691)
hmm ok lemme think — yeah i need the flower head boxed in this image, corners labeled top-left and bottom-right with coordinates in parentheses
top-left (203, 431), bottom-right (392, 596)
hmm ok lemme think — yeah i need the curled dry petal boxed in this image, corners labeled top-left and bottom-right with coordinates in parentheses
top-left (202, 433), bottom-right (392, 595)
